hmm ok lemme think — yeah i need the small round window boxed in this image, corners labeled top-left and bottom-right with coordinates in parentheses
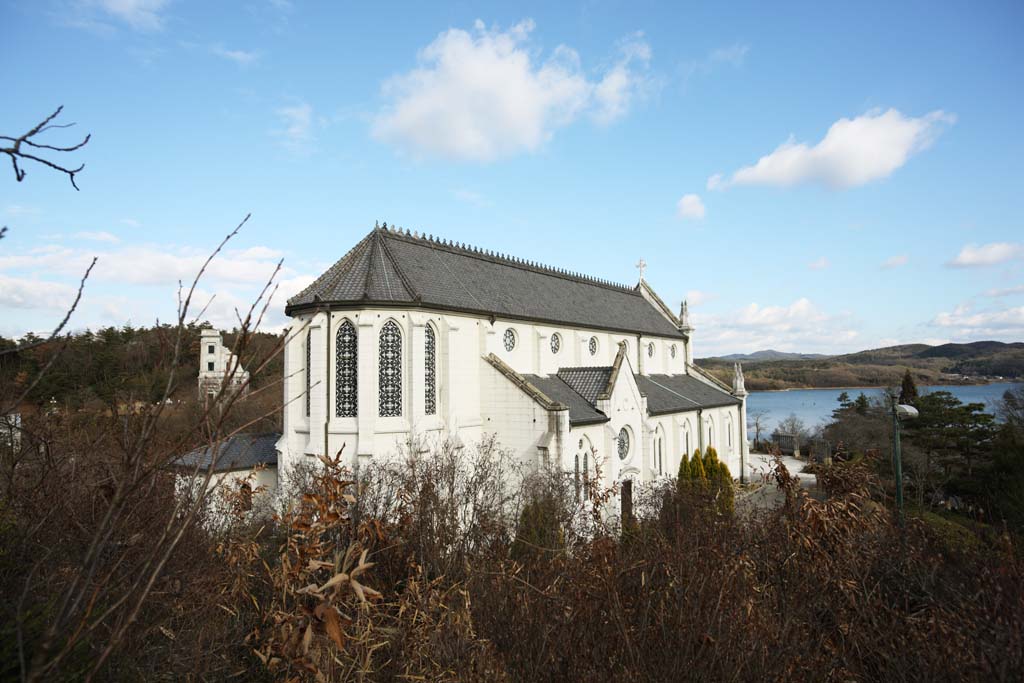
top-left (617, 428), bottom-right (630, 460)
top-left (647, 342), bottom-right (655, 358)
top-left (503, 328), bottom-right (516, 352)
top-left (550, 333), bottom-right (561, 354)
top-left (588, 336), bottom-right (598, 356)
top-left (670, 344), bottom-right (677, 359)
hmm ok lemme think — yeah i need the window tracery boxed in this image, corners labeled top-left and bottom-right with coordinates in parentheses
top-left (379, 320), bottom-right (402, 417)
top-left (503, 328), bottom-right (516, 352)
top-left (335, 320), bottom-right (357, 417)
top-left (425, 325), bottom-right (437, 415)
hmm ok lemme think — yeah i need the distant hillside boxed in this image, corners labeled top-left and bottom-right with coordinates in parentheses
top-left (699, 340), bottom-right (1024, 391)
top-left (715, 349), bottom-right (832, 362)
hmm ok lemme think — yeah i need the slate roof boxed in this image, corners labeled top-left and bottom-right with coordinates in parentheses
top-left (287, 226), bottom-right (684, 338)
top-left (556, 367), bottom-right (614, 404)
top-left (175, 433), bottom-right (280, 473)
top-left (523, 374), bottom-right (609, 426)
top-left (634, 374), bottom-right (740, 414)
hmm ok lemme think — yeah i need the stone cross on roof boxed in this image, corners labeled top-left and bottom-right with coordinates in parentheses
top-left (635, 258), bottom-right (646, 283)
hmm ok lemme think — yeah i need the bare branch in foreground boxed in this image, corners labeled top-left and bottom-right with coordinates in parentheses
top-left (1, 106), bottom-right (91, 190)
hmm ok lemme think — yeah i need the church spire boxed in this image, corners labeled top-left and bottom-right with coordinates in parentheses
top-left (679, 299), bottom-right (693, 334)
top-left (732, 362), bottom-right (747, 397)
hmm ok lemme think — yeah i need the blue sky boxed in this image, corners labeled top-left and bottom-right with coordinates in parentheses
top-left (2, 0), bottom-right (1022, 355)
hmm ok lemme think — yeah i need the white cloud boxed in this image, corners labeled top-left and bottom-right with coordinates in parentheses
top-left (372, 19), bottom-right (651, 161)
top-left (709, 108), bottom-right (955, 190)
top-left (881, 254), bottom-right (908, 269)
top-left (808, 257), bottom-right (829, 270)
top-left (211, 45), bottom-right (258, 65)
top-left (685, 290), bottom-right (713, 307)
top-left (932, 303), bottom-right (1024, 340)
top-left (592, 31), bottom-right (654, 125)
top-left (4, 204), bottom-right (40, 217)
top-left (676, 193), bottom-right (705, 220)
top-left (74, 231), bottom-right (120, 243)
top-left (0, 243), bottom-right (288, 287)
top-left (947, 242), bottom-right (1024, 268)
top-left (452, 188), bottom-right (489, 207)
top-left (0, 275), bottom-right (76, 310)
top-left (682, 43), bottom-right (749, 81)
top-left (275, 101), bottom-right (315, 153)
top-left (695, 297), bottom-right (861, 356)
top-left (87, 0), bottom-right (170, 31)
top-left (985, 284), bottom-right (1024, 297)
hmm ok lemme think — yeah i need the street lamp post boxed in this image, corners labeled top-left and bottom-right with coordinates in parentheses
top-left (890, 398), bottom-right (919, 526)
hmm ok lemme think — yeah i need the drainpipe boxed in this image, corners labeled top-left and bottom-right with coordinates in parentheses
top-left (697, 408), bottom-right (704, 454)
top-left (324, 308), bottom-right (331, 459)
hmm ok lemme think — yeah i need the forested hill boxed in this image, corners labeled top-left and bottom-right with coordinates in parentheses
top-left (0, 325), bottom-right (284, 409)
top-left (699, 340), bottom-right (1024, 391)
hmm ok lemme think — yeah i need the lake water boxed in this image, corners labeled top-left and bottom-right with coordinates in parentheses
top-left (745, 382), bottom-right (1023, 438)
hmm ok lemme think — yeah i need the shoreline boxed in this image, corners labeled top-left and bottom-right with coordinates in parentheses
top-left (748, 380), bottom-right (1021, 394)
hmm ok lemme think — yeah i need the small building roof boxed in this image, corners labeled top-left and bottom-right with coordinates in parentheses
top-left (634, 374), bottom-right (740, 414)
top-left (556, 367), bottom-right (615, 405)
top-left (523, 374), bottom-right (610, 426)
top-left (175, 432), bottom-right (280, 473)
top-left (287, 225), bottom-right (684, 338)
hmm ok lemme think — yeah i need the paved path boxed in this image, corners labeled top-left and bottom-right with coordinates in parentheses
top-left (738, 452), bottom-right (817, 512)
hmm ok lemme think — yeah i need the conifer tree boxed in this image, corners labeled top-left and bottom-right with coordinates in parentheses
top-left (677, 452), bottom-right (691, 490)
top-left (899, 368), bottom-right (919, 406)
top-left (690, 448), bottom-right (707, 483)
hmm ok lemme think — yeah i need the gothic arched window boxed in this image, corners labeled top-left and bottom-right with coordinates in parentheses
top-left (550, 333), bottom-right (561, 354)
top-left (574, 454), bottom-right (580, 502)
top-left (335, 320), bottom-right (357, 417)
top-left (671, 344), bottom-right (677, 359)
top-left (424, 325), bottom-right (437, 415)
top-left (617, 428), bottom-right (630, 460)
top-left (503, 328), bottom-right (516, 352)
top-left (589, 336), bottom-right (598, 356)
top-left (379, 320), bottom-right (402, 417)
top-left (305, 331), bottom-right (311, 418)
top-left (647, 342), bottom-right (655, 358)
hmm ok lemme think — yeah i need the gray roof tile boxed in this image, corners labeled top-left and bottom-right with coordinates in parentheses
top-left (175, 433), bottom-right (280, 472)
top-left (523, 374), bottom-right (609, 426)
top-left (635, 374), bottom-right (740, 414)
top-left (288, 227), bottom-right (684, 338)
top-left (557, 367), bottom-right (613, 404)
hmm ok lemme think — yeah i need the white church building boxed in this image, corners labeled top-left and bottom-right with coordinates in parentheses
top-left (268, 223), bottom-right (750, 493)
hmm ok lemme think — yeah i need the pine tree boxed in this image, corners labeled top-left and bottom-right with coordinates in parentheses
top-left (690, 448), bottom-right (707, 483)
top-left (704, 447), bottom-right (718, 474)
top-left (716, 461), bottom-right (735, 516)
top-left (899, 368), bottom-right (919, 406)
top-left (676, 452), bottom-right (691, 494)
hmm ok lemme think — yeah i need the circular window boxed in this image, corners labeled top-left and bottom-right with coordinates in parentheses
top-left (588, 336), bottom-right (598, 356)
top-left (670, 344), bottom-right (677, 358)
top-left (647, 342), bottom-right (655, 358)
top-left (503, 328), bottom-right (516, 352)
top-left (617, 428), bottom-right (630, 460)
top-left (550, 333), bottom-right (561, 354)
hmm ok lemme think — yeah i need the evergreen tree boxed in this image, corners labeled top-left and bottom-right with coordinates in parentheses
top-left (899, 368), bottom-right (919, 406)
top-left (677, 451), bottom-right (691, 488)
top-left (690, 449), bottom-right (707, 485)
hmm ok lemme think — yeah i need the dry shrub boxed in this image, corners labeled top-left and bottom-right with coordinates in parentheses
top-left (215, 448), bottom-right (1023, 682)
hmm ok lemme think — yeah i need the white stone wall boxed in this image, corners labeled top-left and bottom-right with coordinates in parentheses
top-left (198, 329), bottom-right (249, 397)
top-left (278, 305), bottom-right (737, 490)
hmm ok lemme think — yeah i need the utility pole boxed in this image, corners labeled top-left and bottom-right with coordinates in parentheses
top-left (890, 396), bottom-right (919, 528)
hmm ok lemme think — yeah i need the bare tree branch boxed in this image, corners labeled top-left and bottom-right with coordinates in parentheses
top-left (1, 106), bottom-right (91, 190)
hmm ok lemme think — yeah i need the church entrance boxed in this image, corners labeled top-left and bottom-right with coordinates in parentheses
top-left (621, 478), bottom-right (633, 525)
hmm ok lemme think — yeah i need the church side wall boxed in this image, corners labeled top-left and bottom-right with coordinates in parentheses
top-left (480, 359), bottom-right (552, 470)
top-left (280, 306), bottom-right (700, 488)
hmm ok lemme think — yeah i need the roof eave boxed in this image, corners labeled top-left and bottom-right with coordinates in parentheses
top-left (284, 299), bottom-right (687, 339)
